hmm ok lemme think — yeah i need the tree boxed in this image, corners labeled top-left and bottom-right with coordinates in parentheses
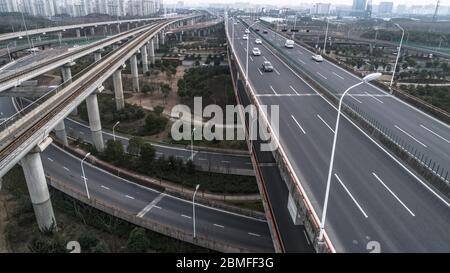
top-left (154, 105), bottom-right (164, 115)
top-left (103, 140), bottom-right (125, 163)
top-left (78, 232), bottom-right (99, 251)
top-left (128, 137), bottom-right (144, 156)
top-left (144, 112), bottom-right (167, 135)
top-left (126, 228), bottom-right (149, 253)
top-left (91, 241), bottom-right (111, 253)
top-left (160, 84), bottom-right (171, 104)
top-left (140, 143), bottom-right (156, 163)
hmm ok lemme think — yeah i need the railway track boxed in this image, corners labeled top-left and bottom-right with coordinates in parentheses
top-left (0, 20), bottom-right (160, 85)
top-left (0, 19), bottom-right (177, 165)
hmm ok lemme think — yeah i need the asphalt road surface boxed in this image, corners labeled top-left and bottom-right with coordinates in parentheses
top-left (227, 18), bottom-right (450, 252)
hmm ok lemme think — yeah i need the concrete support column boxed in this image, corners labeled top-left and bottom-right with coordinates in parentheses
top-left (160, 30), bottom-right (165, 45)
top-left (113, 69), bottom-right (125, 110)
top-left (130, 54), bottom-right (139, 92)
top-left (94, 52), bottom-right (102, 62)
top-left (155, 35), bottom-right (159, 50)
top-left (103, 26), bottom-right (108, 36)
top-left (149, 38), bottom-right (155, 64)
top-left (61, 63), bottom-right (78, 115)
top-left (54, 121), bottom-right (68, 146)
top-left (76, 29), bottom-right (81, 38)
top-left (141, 45), bottom-right (148, 74)
top-left (86, 93), bottom-right (104, 152)
top-left (116, 23), bottom-right (121, 33)
top-left (90, 27), bottom-right (95, 36)
top-left (127, 23), bottom-right (130, 30)
top-left (20, 152), bottom-right (56, 231)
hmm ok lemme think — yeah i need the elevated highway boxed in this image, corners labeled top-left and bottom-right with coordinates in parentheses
top-left (225, 15), bottom-right (450, 252)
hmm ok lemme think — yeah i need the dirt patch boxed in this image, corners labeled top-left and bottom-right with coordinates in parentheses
top-left (0, 191), bottom-right (11, 252)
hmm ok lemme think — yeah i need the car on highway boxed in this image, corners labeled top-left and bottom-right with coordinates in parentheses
top-left (245, 29), bottom-right (250, 34)
top-left (252, 48), bottom-right (261, 56)
top-left (263, 30), bottom-right (268, 34)
top-left (255, 28), bottom-right (260, 32)
top-left (255, 38), bottom-right (262, 44)
top-left (261, 61), bottom-right (274, 72)
top-left (285, 39), bottom-right (295, 48)
top-left (242, 34), bottom-right (248, 40)
top-left (312, 54), bottom-right (324, 62)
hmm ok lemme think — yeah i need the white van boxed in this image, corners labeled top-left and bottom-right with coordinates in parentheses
top-left (285, 39), bottom-right (295, 48)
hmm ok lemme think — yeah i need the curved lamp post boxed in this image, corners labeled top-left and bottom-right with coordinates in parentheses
top-left (318, 72), bottom-right (382, 242)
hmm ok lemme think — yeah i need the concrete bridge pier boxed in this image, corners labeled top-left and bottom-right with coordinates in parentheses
top-left (103, 26), bottom-right (108, 36)
top-left (141, 45), bottom-right (148, 74)
top-left (116, 23), bottom-right (121, 34)
top-left (76, 29), bottom-right (81, 38)
top-left (113, 69), bottom-right (125, 110)
top-left (90, 27), bottom-right (95, 36)
top-left (160, 30), bottom-right (165, 46)
top-left (130, 54), bottom-right (140, 92)
top-left (20, 149), bottom-right (56, 231)
top-left (54, 121), bottom-right (68, 146)
top-left (60, 63), bottom-right (78, 115)
top-left (155, 35), bottom-right (159, 50)
top-left (127, 23), bottom-right (130, 31)
top-left (86, 93), bottom-right (104, 152)
top-left (148, 38), bottom-right (155, 64)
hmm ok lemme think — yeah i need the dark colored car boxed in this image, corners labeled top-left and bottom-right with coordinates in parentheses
top-left (263, 30), bottom-right (268, 34)
top-left (255, 28), bottom-right (260, 32)
top-left (261, 61), bottom-right (274, 72)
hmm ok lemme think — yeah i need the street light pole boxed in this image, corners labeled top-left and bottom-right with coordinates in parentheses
top-left (390, 23), bottom-right (404, 88)
top-left (193, 184), bottom-right (200, 238)
top-left (191, 127), bottom-right (196, 160)
top-left (323, 17), bottom-right (329, 55)
top-left (318, 73), bottom-right (381, 242)
top-left (6, 43), bottom-right (12, 62)
top-left (112, 121), bottom-right (120, 141)
top-left (81, 152), bottom-right (91, 199)
top-left (19, 0), bottom-right (32, 53)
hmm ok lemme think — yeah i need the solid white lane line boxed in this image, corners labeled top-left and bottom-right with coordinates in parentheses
top-left (291, 115), bottom-right (306, 134)
top-left (256, 93), bottom-right (318, 97)
top-left (63, 166), bottom-right (70, 172)
top-left (181, 214), bottom-right (192, 219)
top-left (317, 72), bottom-right (327, 79)
top-left (365, 92), bottom-right (384, 103)
top-left (420, 124), bottom-right (450, 143)
top-left (298, 59), bottom-right (306, 65)
top-left (395, 125), bottom-right (428, 148)
top-left (270, 85), bottom-right (277, 95)
top-left (101, 185), bottom-right (110, 190)
top-left (248, 232), bottom-right (260, 237)
top-left (372, 172), bottom-right (415, 216)
top-left (317, 114), bottom-right (334, 133)
top-left (289, 85), bottom-right (300, 95)
top-left (125, 195), bottom-right (135, 200)
top-left (214, 224), bottom-right (225, 228)
top-left (334, 174), bottom-right (368, 218)
top-left (137, 193), bottom-right (165, 218)
top-left (303, 230), bottom-right (311, 245)
top-left (332, 72), bottom-right (344, 80)
top-left (47, 157), bottom-right (54, 162)
top-left (153, 205), bottom-right (162, 209)
top-left (349, 95), bottom-right (363, 104)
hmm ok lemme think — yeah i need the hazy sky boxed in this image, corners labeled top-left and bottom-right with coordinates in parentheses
top-left (165, 0), bottom-right (448, 7)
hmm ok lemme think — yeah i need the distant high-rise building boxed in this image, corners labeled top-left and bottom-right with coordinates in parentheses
top-left (351, 0), bottom-right (371, 17)
top-left (396, 4), bottom-right (407, 14)
top-left (378, 1), bottom-right (393, 16)
top-left (311, 3), bottom-right (331, 15)
top-left (0, 0), bottom-right (19, 13)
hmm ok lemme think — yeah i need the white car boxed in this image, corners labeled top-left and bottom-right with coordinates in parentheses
top-left (285, 39), bottom-right (295, 48)
top-left (245, 29), bottom-right (250, 34)
top-left (312, 54), bottom-right (324, 62)
top-left (255, 39), bottom-right (262, 44)
top-left (252, 48), bottom-right (261, 56)
top-left (242, 35), bottom-right (248, 40)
